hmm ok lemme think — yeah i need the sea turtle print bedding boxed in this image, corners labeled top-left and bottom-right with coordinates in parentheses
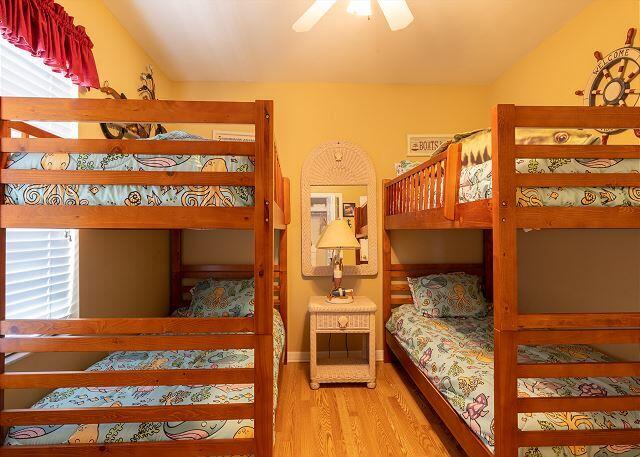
top-left (386, 305), bottom-right (640, 457)
top-left (4, 131), bottom-right (255, 207)
top-left (4, 310), bottom-right (284, 447)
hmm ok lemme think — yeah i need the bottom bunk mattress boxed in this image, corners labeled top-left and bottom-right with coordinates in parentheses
top-left (4, 311), bottom-right (285, 447)
top-left (386, 305), bottom-right (640, 457)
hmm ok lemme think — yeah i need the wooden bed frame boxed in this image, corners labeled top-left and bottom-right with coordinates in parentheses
top-left (0, 96), bottom-right (291, 457)
top-left (383, 105), bottom-right (640, 456)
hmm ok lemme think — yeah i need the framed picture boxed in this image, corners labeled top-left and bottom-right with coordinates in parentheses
top-left (213, 130), bottom-right (255, 142)
top-left (407, 134), bottom-right (450, 157)
top-left (342, 202), bottom-right (355, 217)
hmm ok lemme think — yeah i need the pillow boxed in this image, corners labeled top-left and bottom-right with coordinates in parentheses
top-left (171, 306), bottom-right (194, 317)
top-left (187, 278), bottom-right (255, 317)
top-left (395, 160), bottom-right (423, 176)
top-left (407, 272), bottom-right (487, 318)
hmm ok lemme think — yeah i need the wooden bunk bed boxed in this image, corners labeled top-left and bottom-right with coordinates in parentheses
top-left (383, 105), bottom-right (640, 457)
top-left (0, 96), bottom-right (290, 457)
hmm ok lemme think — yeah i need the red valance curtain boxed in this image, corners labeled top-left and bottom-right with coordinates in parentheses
top-left (0, 0), bottom-right (100, 88)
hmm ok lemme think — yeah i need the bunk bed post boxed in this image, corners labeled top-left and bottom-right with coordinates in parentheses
top-left (492, 104), bottom-right (519, 457)
top-left (443, 143), bottom-right (462, 221)
top-left (254, 100), bottom-right (275, 457)
top-left (279, 177), bottom-right (290, 363)
top-left (382, 180), bottom-right (394, 363)
top-left (0, 108), bottom-right (7, 441)
top-left (169, 229), bottom-right (182, 311)
top-left (278, 227), bottom-right (288, 364)
top-left (483, 229), bottom-right (493, 302)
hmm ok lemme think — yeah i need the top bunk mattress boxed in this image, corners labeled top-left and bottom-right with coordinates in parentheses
top-left (386, 304), bottom-right (640, 456)
top-left (396, 129), bottom-right (640, 207)
top-left (458, 129), bottom-right (640, 207)
top-left (4, 131), bottom-right (255, 207)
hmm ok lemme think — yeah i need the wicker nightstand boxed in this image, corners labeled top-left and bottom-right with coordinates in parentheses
top-left (308, 296), bottom-right (377, 389)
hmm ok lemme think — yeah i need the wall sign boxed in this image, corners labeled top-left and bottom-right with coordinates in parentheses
top-left (407, 134), bottom-right (450, 157)
top-left (213, 130), bottom-right (255, 142)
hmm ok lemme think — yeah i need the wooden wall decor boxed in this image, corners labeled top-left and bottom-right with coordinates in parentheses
top-left (575, 27), bottom-right (640, 142)
top-left (99, 66), bottom-right (168, 140)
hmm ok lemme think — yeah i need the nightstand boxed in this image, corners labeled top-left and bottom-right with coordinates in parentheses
top-left (308, 296), bottom-right (376, 389)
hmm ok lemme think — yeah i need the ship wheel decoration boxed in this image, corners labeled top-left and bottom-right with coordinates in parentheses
top-left (575, 28), bottom-right (640, 144)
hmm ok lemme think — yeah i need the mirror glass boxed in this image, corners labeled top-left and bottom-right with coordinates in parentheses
top-left (301, 141), bottom-right (377, 277)
top-left (310, 185), bottom-right (368, 267)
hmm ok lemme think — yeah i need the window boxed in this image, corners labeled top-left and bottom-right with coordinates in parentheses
top-left (6, 230), bottom-right (78, 320)
top-left (0, 37), bottom-right (78, 138)
top-left (0, 38), bottom-right (79, 324)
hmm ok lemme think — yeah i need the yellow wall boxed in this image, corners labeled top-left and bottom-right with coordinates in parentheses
top-left (60, 0), bottom-right (172, 98)
top-left (488, 0), bottom-right (640, 107)
top-left (488, 0), bottom-right (640, 360)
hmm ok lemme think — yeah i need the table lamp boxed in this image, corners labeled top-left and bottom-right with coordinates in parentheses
top-left (316, 219), bottom-right (360, 303)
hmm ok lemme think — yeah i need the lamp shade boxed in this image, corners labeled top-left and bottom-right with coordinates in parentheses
top-left (316, 219), bottom-right (360, 250)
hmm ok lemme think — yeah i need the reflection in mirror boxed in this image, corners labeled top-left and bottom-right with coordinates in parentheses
top-left (310, 185), bottom-right (368, 267)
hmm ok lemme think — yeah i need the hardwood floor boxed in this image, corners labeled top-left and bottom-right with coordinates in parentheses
top-left (274, 362), bottom-right (465, 457)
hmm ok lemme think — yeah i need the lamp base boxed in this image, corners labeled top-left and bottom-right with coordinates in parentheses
top-left (325, 295), bottom-right (354, 304)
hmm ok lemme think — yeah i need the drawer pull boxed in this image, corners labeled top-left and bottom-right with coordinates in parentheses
top-left (337, 315), bottom-right (349, 329)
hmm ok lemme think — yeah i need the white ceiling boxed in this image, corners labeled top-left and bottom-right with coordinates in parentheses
top-left (102, 0), bottom-right (591, 85)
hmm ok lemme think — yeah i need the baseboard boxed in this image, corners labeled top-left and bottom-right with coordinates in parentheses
top-left (287, 350), bottom-right (384, 363)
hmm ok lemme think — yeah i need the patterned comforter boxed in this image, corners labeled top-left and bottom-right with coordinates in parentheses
top-left (396, 129), bottom-right (640, 207)
top-left (459, 158), bottom-right (640, 207)
top-left (4, 311), bottom-right (285, 447)
top-left (386, 305), bottom-right (640, 457)
top-left (4, 131), bottom-right (255, 207)
top-left (455, 129), bottom-right (640, 207)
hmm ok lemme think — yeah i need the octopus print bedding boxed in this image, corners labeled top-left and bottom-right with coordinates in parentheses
top-left (386, 305), bottom-right (640, 457)
top-left (4, 310), bottom-right (284, 447)
top-left (4, 131), bottom-right (255, 207)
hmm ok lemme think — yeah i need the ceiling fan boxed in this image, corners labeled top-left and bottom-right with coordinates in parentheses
top-left (293, 0), bottom-right (414, 32)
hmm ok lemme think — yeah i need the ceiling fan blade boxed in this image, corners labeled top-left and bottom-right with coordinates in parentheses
top-left (292, 0), bottom-right (337, 32)
top-left (377, 0), bottom-right (414, 31)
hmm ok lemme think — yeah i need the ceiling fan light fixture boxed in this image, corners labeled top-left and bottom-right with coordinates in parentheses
top-left (292, 0), bottom-right (337, 32)
top-left (377, 0), bottom-right (414, 31)
top-left (347, 0), bottom-right (372, 17)
top-left (293, 0), bottom-right (413, 32)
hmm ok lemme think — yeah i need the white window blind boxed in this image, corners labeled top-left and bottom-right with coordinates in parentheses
top-left (0, 36), bottom-right (78, 138)
top-left (6, 230), bottom-right (78, 320)
top-left (0, 38), bottom-right (80, 323)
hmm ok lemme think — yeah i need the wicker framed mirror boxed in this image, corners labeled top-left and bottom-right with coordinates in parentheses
top-left (301, 141), bottom-right (377, 277)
